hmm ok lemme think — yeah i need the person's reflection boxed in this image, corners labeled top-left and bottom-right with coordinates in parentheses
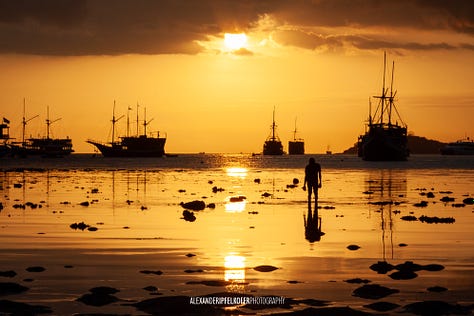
top-left (304, 199), bottom-right (324, 243)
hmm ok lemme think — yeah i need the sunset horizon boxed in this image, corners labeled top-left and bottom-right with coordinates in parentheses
top-left (1, 1), bottom-right (473, 154)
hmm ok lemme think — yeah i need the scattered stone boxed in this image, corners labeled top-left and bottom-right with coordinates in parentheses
top-left (13, 183), bottom-right (22, 188)
top-left (261, 192), bottom-right (272, 197)
top-left (364, 301), bottom-right (400, 312)
top-left (77, 286), bottom-right (120, 306)
top-left (389, 269), bottom-right (418, 280)
top-left (426, 192), bottom-right (435, 198)
top-left (287, 280), bottom-right (302, 284)
top-left (0, 271), bottom-right (16, 278)
top-left (140, 205), bottom-right (148, 210)
top-left (25, 266), bottom-right (45, 273)
top-left (90, 188), bottom-right (99, 193)
top-left (451, 203), bottom-right (465, 208)
top-left (64, 265), bottom-right (74, 269)
top-left (207, 203), bottom-right (216, 208)
top-left (362, 191), bottom-right (373, 195)
top-left (87, 226), bottom-right (99, 232)
top-left (143, 286), bottom-right (158, 292)
top-left (344, 278), bottom-right (371, 284)
top-left (369, 261), bottom-right (395, 274)
top-left (347, 245), bottom-right (361, 251)
top-left (395, 261), bottom-right (423, 272)
top-left (463, 197), bottom-right (474, 205)
top-left (180, 200), bottom-right (205, 211)
top-left (229, 196), bottom-right (246, 202)
top-left (398, 243), bottom-right (408, 247)
top-left (0, 300), bottom-right (52, 314)
top-left (440, 196), bottom-right (455, 202)
top-left (0, 282), bottom-right (29, 296)
top-left (422, 264), bottom-right (445, 271)
top-left (79, 201), bottom-right (90, 207)
top-left (253, 265), bottom-right (278, 272)
top-left (419, 215), bottom-right (455, 224)
top-left (414, 201), bottom-right (428, 207)
top-left (212, 186), bottom-right (225, 193)
top-left (140, 270), bottom-right (163, 275)
top-left (185, 253), bottom-right (196, 257)
top-left (182, 210), bottom-right (196, 222)
top-left (178, 189), bottom-right (186, 193)
top-left (254, 178), bottom-right (261, 184)
top-left (70, 222), bottom-right (90, 230)
top-left (403, 300), bottom-right (471, 316)
top-left (427, 286), bottom-right (448, 292)
top-left (401, 215), bottom-right (418, 221)
top-left (352, 284), bottom-right (399, 300)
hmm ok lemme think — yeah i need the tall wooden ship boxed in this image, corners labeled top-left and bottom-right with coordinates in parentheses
top-left (10, 104), bottom-right (73, 157)
top-left (87, 103), bottom-right (166, 157)
top-left (358, 53), bottom-right (408, 161)
top-left (288, 118), bottom-right (304, 155)
top-left (263, 107), bottom-right (284, 155)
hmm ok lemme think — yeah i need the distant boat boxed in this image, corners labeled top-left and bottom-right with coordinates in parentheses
top-left (87, 102), bottom-right (166, 157)
top-left (440, 138), bottom-right (474, 155)
top-left (263, 107), bottom-right (284, 155)
top-left (358, 53), bottom-right (409, 161)
top-left (10, 103), bottom-right (73, 157)
top-left (288, 118), bottom-right (305, 155)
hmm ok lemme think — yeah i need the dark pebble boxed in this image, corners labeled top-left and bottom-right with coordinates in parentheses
top-left (403, 300), bottom-right (471, 316)
top-left (427, 286), bottom-right (448, 292)
top-left (180, 200), bottom-right (205, 211)
top-left (0, 282), bottom-right (29, 296)
top-left (364, 301), bottom-right (400, 312)
top-left (140, 270), bottom-right (163, 275)
top-left (0, 300), bottom-right (52, 314)
top-left (253, 265), bottom-right (278, 272)
top-left (344, 278), bottom-right (371, 284)
top-left (347, 244), bottom-right (360, 251)
top-left (0, 271), bottom-right (17, 278)
top-left (352, 284), bottom-right (399, 300)
top-left (26, 266), bottom-right (45, 273)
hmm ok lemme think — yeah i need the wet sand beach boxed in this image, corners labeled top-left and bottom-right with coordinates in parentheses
top-left (0, 154), bottom-right (473, 315)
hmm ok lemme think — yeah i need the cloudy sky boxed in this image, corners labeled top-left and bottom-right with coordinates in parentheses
top-left (1, 0), bottom-right (473, 153)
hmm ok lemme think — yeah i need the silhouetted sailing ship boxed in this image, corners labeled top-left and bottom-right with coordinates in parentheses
top-left (10, 104), bottom-right (73, 157)
top-left (87, 103), bottom-right (166, 157)
top-left (263, 108), bottom-right (284, 155)
top-left (358, 53), bottom-right (408, 161)
top-left (288, 118), bottom-right (304, 155)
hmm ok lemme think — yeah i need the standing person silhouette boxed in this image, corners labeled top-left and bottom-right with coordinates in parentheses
top-left (303, 157), bottom-right (322, 205)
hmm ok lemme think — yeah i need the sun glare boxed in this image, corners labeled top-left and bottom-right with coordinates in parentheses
top-left (224, 33), bottom-right (248, 50)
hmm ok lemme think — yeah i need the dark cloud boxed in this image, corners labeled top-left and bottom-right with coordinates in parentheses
top-left (0, 0), bottom-right (472, 56)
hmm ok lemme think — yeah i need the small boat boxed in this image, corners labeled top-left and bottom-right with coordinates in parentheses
top-left (263, 107), bottom-right (284, 155)
top-left (358, 52), bottom-right (409, 161)
top-left (10, 103), bottom-right (73, 157)
top-left (440, 138), bottom-right (474, 155)
top-left (288, 118), bottom-right (305, 155)
top-left (87, 102), bottom-right (166, 157)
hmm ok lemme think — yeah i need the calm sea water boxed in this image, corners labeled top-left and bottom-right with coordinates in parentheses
top-left (0, 154), bottom-right (473, 314)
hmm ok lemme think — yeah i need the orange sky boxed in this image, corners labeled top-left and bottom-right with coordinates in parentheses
top-left (0, 1), bottom-right (473, 153)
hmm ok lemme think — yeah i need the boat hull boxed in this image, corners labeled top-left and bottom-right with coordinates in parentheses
top-left (88, 136), bottom-right (166, 157)
top-left (288, 140), bottom-right (305, 155)
top-left (263, 140), bottom-right (284, 155)
top-left (440, 141), bottom-right (474, 155)
top-left (11, 138), bottom-right (73, 157)
top-left (358, 125), bottom-right (408, 161)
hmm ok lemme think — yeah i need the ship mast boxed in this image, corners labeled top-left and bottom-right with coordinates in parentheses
top-left (21, 98), bottom-right (39, 145)
top-left (380, 51), bottom-right (387, 125)
top-left (45, 106), bottom-right (61, 140)
top-left (292, 117), bottom-right (298, 141)
top-left (111, 100), bottom-right (124, 144)
top-left (142, 107), bottom-right (153, 137)
top-left (271, 106), bottom-right (277, 140)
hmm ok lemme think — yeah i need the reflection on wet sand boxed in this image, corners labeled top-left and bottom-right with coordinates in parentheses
top-left (304, 199), bottom-right (324, 243)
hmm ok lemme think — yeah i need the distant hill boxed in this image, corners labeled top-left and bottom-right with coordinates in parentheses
top-left (342, 135), bottom-right (447, 155)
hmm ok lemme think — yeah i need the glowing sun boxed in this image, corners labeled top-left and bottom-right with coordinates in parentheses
top-left (224, 33), bottom-right (248, 50)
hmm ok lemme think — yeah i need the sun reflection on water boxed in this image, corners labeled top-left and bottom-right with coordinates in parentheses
top-left (226, 167), bottom-right (248, 178)
top-left (224, 254), bottom-right (246, 282)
